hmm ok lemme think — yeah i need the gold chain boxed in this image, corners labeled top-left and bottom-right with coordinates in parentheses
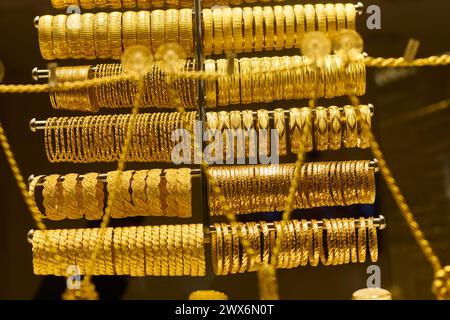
top-left (364, 54), bottom-right (450, 68)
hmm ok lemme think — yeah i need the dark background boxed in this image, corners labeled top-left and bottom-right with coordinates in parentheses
top-left (0, 0), bottom-right (449, 299)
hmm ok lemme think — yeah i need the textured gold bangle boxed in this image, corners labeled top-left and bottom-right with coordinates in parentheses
top-left (179, 9), bottom-right (193, 57)
top-left (159, 225), bottom-right (169, 276)
top-left (345, 3), bottom-right (356, 30)
top-left (222, 7), bottom-right (233, 54)
top-left (196, 224), bottom-right (205, 276)
top-left (301, 107), bottom-right (314, 151)
top-left (51, 0), bottom-right (65, 9)
top-left (239, 58), bottom-right (252, 104)
top-left (343, 105), bottom-right (358, 148)
top-left (43, 174), bottom-right (64, 220)
top-left (94, 12), bottom-right (110, 58)
top-left (325, 4), bottom-right (337, 35)
top-left (232, 8), bottom-right (243, 53)
top-left (315, 4), bottom-right (326, 33)
top-left (243, 7), bottom-right (253, 52)
top-left (368, 217), bottom-right (379, 262)
top-left (229, 58), bottom-right (240, 105)
top-left (202, 9), bottom-right (213, 55)
top-left (213, 8), bottom-right (224, 55)
top-left (151, 225), bottom-right (161, 276)
top-left (144, 226), bottom-right (153, 275)
top-left (66, 13), bottom-right (82, 59)
top-left (357, 217), bottom-right (367, 263)
top-left (103, 227), bottom-right (114, 275)
top-left (293, 5), bottom-right (305, 49)
top-left (273, 108), bottom-right (286, 156)
top-left (62, 173), bottom-right (83, 220)
top-left (324, 219), bottom-right (335, 266)
top-left (349, 218), bottom-right (358, 263)
top-left (38, 15), bottom-right (55, 60)
top-left (165, 9), bottom-right (179, 45)
top-left (283, 5), bottom-right (295, 49)
top-left (257, 109), bottom-right (270, 158)
top-left (166, 225), bottom-right (176, 276)
top-left (335, 3), bottom-right (346, 31)
top-left (238, 222), bottom-right (249, 273)
top-left (358, 104), bottom-right (371, 148)
top-left (229, 223), bottom-right (240, 274)
top-left (173, 224), bottom-right (183, 276)
top-left (328, 105), bottom-right (341, 150)
top-left (204, 59), bottom-right (216, 107)
top-left (123, 11), bottom-right (137, 51)
top-left (107, 12), bottom-right (122, 59)
top-left (304, 4), bottom-right (315, 33)
top-left (273, 6), bottom-right (285, 50)
top-left (127, 226), bottom-right (138, 276)
top-left (221, 223), bottom-right (232, 276)
top-left (136, 10), bottom-right (151, 51)
top-left (214, 223), bottom-right (223, 275)
top-left (151, 10), bottom-right (165, 54)
top-left (122, 0), bottom-right (136, 8)
top-left (263, 6), bottom-right (274, 50)
top-left (250, 58), bottom-right (262, 103)
top-left (216, 59), bottom-right (230, 106)
top-left (289, 107), bottom-right (301, 153)
top-left (335, 219), bottom-right (345, 265)
top-left (53, 15), bottom-right (69, 59)
top-left (315, 106), bottom-right (329, 151)
top-left (252, 6), bottom-right (264, 52)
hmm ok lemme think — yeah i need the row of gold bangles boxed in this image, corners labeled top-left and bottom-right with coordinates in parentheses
top-left (38, 9), bottom-right (194, 60)
top-left (38, 3), bottom-right (357, 60)
top-left (50, 0), bottom-right (289, 9)
top-left (29, 169), bottom-right (192, 221)
top-left (40, 105), bottom-right (370, 163)
top-left (212, 217), bottom-right (379, 275)
top-left (46, 54), bottom-right (365, 111)
top-left (203, 3), bottom-right (356, 55)
top-left (50, 62), bottom-right (198, 112)
top-left (43, 112), bottom-right (197, 163)
top-left (31, 224), bottom-right (205, 276)
top-left (208, 160), bottom-right (376, 216)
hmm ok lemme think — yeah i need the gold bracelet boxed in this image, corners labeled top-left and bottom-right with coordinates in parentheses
top-left (304, 4), bottom-right (315, 33)
top-left (151, 225), bottom-right (161, 276)
top-left (151, 10), bottom-right (165, 54)
top-left (231, 7), bottom-right (243, 53)
top-left (348, 218), bottom-right (358, 263)
top-left (283, 5), bottom-right (295, 49)
top-left (53, 15), bottom-right (69, 59)
top-left (325, 4), bottom-right (336, 35)
top-left (358, 104), bottom-right (371, 148)
top-left (239, 58), bottom-right (252, 104)
top-left (250, 57), bottom-right (262, 103)
top-left (122, 0), bottom-right (137, 8)
top-left (273, 108), bottom-right (286, 156)
top-left (173, 224), bottom-right (183, 276)
top-left (204, 59), bottom-right (217, 107)
top-left (345, 3), bottom-right (356, 30)
top-left (136, 10), bottom-right (151, 51)
top-left (368, 217), bottom-right (379, 262)
top-left (213, 8), bottom-right (224, 55)
top-left (94, 12), bottom-right (110, 58)
top-left (222, 7), bottom-right (233, 54)
top-left (229, 58), bottom-right (240, 105)
top-left (315, 107), bottom-right (329, 151)
top-left (335, 3), bottom-right (346, 31)
top-left (38, 15), bottom-right (55, 60)
top-left (196, 224), bottom-right (206, 276)
top-left (179, 9), bottom-right (193, 57)
top-left (202, 9), bottom-right (213, 55)
top-left (127, 226), bottom-right (138, 276)
top-left (257, 109), bottom-right (270, 159)
top-left (214, 223), bottom-right (223, 275)
top-left (315, 4), bottom-right (326, 33)
top-left (221, 223), bottom-right (232, 275)
top-left (243, 7), bottom-right (253, 52)
top-left (107, 12), bottom-right (122, 59)
top-left (263, 6), bottom-right (274, 50)
top-left (159, 225), bottom-right (169, 276)
top-left (123, 11), bottom-right (137, 51)
top-left (165, 9), bottom-right (179, 45)
top-left (67, 13), bottom-right (82, 59)
top-left (166, 225), bottom-right (176, 276)
top-left (357, 217), bottom-right (367, 263)
top-left (293, 5), bottom-right (305, 49)
top-left (51, 0), bottom-right (65, 9)
top-left (335, 219), bottom-right (345, 265)
top-left (216, 59), bottom-right (229, 106)
top-left (230, 223), bottom-right (240, 274)
top-left (252, 6), bottom-right (264, 52)
top-left (324, 219), bottom-right (336, 266)
top-left (328, 105), bottom-right (341, 150)
top-left (343, 105), bottom-right (358, 148)
top-left (273, 6), bottom-right (285, 50)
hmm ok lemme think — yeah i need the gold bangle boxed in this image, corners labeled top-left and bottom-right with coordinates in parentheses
top-left (38, 15), bottom-right (55, 60)
top-left (216, 59), bottom-right (230, 107)
top-left (221, 223), bottom-right (232, 276)
top-left (214, 223), bottom-right (223, 275)
top-left (94, 12), bottom-right (110, 58)
top-left (167, 225), bottom-right (176, 276)
top-left (325, 4), bottom-right (336, 35)
top-left (293, 5), bottom-right (305, 49)
top-left (66, 13), bottom-right (82, 59)
top-left (328, 105), bottom-right (341, 150)
top-left (238, 222), bottom-right (249, 273)
top-left (107, 12), bottom-right (122, 59)
top-left (151, 225), bottom-right (161, 276)
top-left (239, 58), bottom-right (252, 104)
top-left (289, 107), bottom-right (300, 153)
top-left (315, 4), bottom-right (326, 33)
top-left (343, 105), bottom-right (358, 148)
top-left (358, 104), bottom-right (371, 148)
top-left (253, 6), bottom-right (264, 51)
top-left (349, 218), bottom-right (358, 263)
top-left (222, 7), bottom-right (233, 54)
top-left (179, 9), bottom-right (193, 57)
top-left (204, 59), bottom-right (217, 107)
top-left (283, 5), bottom-right (295, 49)
top-left (336, 218), bottom-right (346, 265)
top-left (273, 108), bottom-right (286, 156)
top-left (213, 8), bottom-right (224, 55)
top-left (159, 225), bottom-right (169, 276)
top-left (230, 223), bottom-right (240, 274)
top-left (273, 5), bottom-right (285, 50)
top-left (144, 226), bottom-right (153, 275)
top-left (165, 9), bottom-right (179, 45)
top-left (202, 9), bottom-right (213, 55)
top-left (229, 58), bottom-right (240, 105)
top-left (250, 57), bottom-right (262, 103)
top-left (357, 217), bottom-right (367, 263)
top-left (151, 10), bottom-right (165, 54)
top-left (301, 107), bottom-right (313, 151)
top-left (196, 224), bottom-right (206, 276)
top-left (173, 224), bottom-right (183, 276)
top-left (51, 0), bottom-right (65, 9)
top-left (53, 15), bottom-right (69, 59)
top-left (314, 106), bottom-right (329, 151)
top-left (263, 6), bottom-right (274, 50)
top-left (128, 226), bottom-right (139, 276)
top-left (335, 3), bottom-right (346, 31)
top-left (257, 109), bottom-right (270, 159)
top-left (309, 220), bottom-right (320, 267)
top-left (324, 219), bottom-right (336, 266)
top-left (136, 10), bottom-right (151, 51)
top-left (243, 7), bottom-right (253, 52)
top-left (367, 217), bottom-right (378, 262)
top-left (231, 8), bottom-right (243, 53)
top-left (122, 0), bottom-right (137, 8)
top-left (345, 3), bottom-right (356, 30)
top-left (304, 4), bottom-right (315, 33)
top-left (123, 11), bottom-right (137, 51)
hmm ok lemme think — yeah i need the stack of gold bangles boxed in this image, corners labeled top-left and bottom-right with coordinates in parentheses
top-left (31, 224), bottom-right (205, 276)
top-left (203, 4), bottom-right (356, 55)
top-left (38, 4), bottom-right (357, 60)
top-left (212, 217), bottom-right (379, 275)
top-left (29, 169), bottom-right (192, 220)
top-left (38, 9), bottom-right (194, 60)
top-left (47, 55), bottom-right (365, 111)
top-left (208, 161), bottom-right (376, 215)
top-left (43, 112), bottom-right (197, 163)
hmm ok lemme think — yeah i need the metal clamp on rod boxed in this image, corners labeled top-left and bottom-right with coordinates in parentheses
top-left (26, 215), bottom-right (386, 244)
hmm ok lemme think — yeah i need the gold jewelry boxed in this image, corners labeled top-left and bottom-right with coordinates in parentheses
top-left (325, 3), bottom-right (337, 35)
top-left (304, 4), bottom-right (315, 33)
top-left (283, 5), bottom-right (295, 49)
top-left (67, 13), bottom-right (82, 59)
top-left (273, 108), bottom-right (286, 156)
top-left (151, 10), bottom-right (165, 54)
top-left (293, 5), bottom-right (305, 49)
top-left (367, 217), bottom-right (378, 262)
top-left (213, 223), bottom-right (223, 275)
top-left (216, 59), bottom-right (229, 106)
top-left (222, 7), bottom-right (233, 54)
top-left (151, 225), bottom-right (161, 276)
top-left (165, 9), bottom-right (179, 45)
top-left (123, 11), bottom-right (137, 51)
top-left (213, 8), bottom-right (224, 55)
top-left (221, 223), bottom-right (232, 275)
top-left (136, 11), bottom-right (151, 50)
top-left (343, 105), bottom-right (358, 148)
top-left (315, 4), bottom-right (326, 32)
top-left (349, 218), bottom-right (358, 263)
top-left (204, 59), bottom-right (217, 107)
top-left (253, 6), bottom-right (264, 51)
top-left (239, 58), bottom-right (252, 104)
top-left (231, 7), bottom-right (243, 53)
top-left (94, 13), bottom-right (110, 58)
top-left (202, 9), bottom-right (213, 55)
top-left (159, 225), bottom-right (169, 276)
top-left (328, 105), bottom-right (341, 150)
top-left (179, 9), bottom-right (193, 57)
top-left (273, 6), bottom-right (285, 50)
top-left (263, 6), bottom-right (274, 50)
top-left (345, 3), bottom-right (356, 30)
top-left (38, 15), bottom-right (55, 60)
top-left (52, 15), bottom-right (69, 59)
top-left (335, 3), bottom-right (346, 31)
top-left (243, 7), bottom-right (253, 52)
top-left (357, 217), bottom-right (367, 263)
top-left (257, 109), bottom-right (270, 158)
top-left (315, 106), bottom-right (329, 151)
top-left (358, 104), bottom-right (371, 148)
